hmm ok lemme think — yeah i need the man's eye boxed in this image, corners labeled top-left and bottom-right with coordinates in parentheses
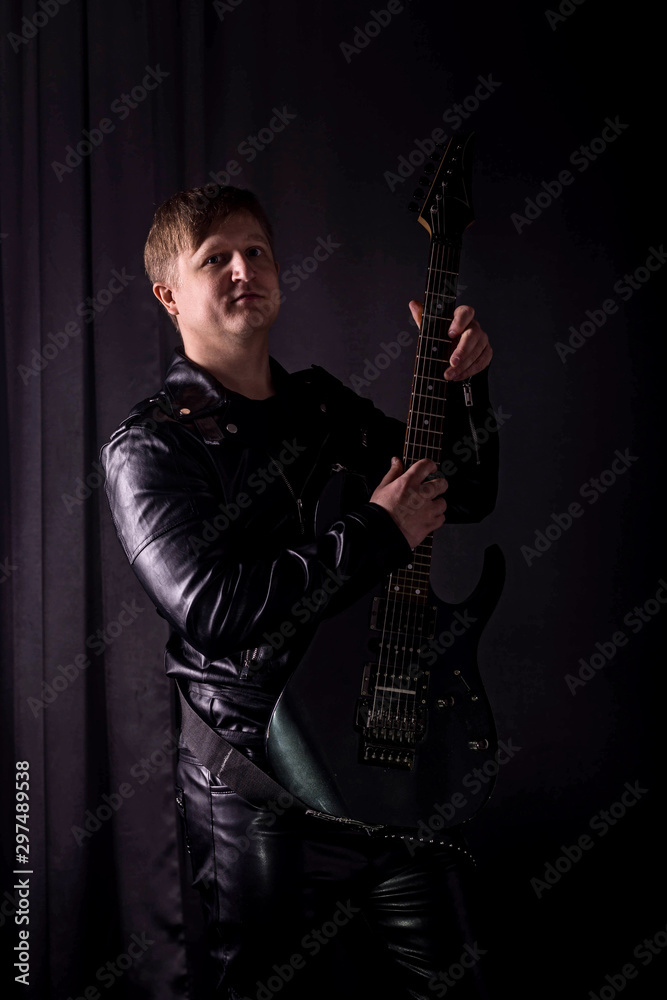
top-left (205, 254), bottom-right (222, 265)
top-left (247, 247), bottom-right (263, 257)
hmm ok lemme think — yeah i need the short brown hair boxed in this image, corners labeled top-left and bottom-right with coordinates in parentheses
top-left (143, 185), bottom-right (275, 332)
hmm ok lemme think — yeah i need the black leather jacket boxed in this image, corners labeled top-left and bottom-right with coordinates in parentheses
top-left (100, 345), bottom-right (498, 739)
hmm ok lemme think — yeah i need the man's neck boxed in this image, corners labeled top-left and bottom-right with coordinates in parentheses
top-left (181, 336), bottom-right (276, 399)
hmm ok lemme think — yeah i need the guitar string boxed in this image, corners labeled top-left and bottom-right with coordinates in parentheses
top-left (375, 235), bottom-right (459, 758)
top-left (398, 236), bottom-right (445, 741)
top-left (377, 233), bottom-right (444, 754)
top-left (374, 233), bottom-right (458, 757)
top-left (402, 238), bottom-right (455, 743)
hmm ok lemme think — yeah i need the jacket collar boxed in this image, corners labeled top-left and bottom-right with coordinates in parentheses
top-left (161, 344), bottom-right (292, 420)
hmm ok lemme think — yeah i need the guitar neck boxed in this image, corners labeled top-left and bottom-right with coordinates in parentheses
top-left (405, 238), bottom-right (461, 468)
top-left (386, 239), bottom-right (462, 603)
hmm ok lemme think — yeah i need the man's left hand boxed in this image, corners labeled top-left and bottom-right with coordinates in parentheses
top-left (408, 300), bottom-right (492, 380)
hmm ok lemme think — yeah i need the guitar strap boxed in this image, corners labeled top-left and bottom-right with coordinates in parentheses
top-left (175, 677), bottom-right (381, 830)
top-left (175, 676), bottom-right (308, 811)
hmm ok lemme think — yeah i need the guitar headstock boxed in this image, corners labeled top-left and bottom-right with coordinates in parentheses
top-left (409, 132), bottom-right (475, 245)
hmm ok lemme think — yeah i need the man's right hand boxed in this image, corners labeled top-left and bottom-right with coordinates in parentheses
top-left (370, 457), bottom-right (448, 549)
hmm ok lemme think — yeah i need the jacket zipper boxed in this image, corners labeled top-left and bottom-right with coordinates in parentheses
top-left (265, 430), bottom-right (332, 537)
top-left (461, 378), bottom-right (480, 466)
top-left (242, 644), bottom-right (263, 676)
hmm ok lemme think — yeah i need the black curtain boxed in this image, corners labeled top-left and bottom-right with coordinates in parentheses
top-left (1, 1), bottom-right (663, 997)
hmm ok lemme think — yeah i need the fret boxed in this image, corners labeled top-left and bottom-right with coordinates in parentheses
top-left (412, 392), bottom-right (445, 404)
top-left (422, 308), bottom-right (455, 322)
top-left (404, 441), bottom-right (444, 458)
top-left (413, 357), bottom-right (453, 374)
top-left (422, 307), bottom-right (454, 323)
top-left (418, 342), bottom-right (451, 357)
top-left (383, 589), bottom-right (429, 605)
top-left (392, 567), bottom-right (431, 579)
top-left (413, 368), bottom-right (449, 380)
top-left (406, 425), bottom-right (445, 445)
top-left (387, 574), bottom-right (431, 587)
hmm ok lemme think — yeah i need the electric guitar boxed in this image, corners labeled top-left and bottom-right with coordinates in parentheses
top-left (266, 133), bottom-right (505, 829)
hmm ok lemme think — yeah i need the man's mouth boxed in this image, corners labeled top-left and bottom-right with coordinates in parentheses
top-left (233, 292), bottom-right (262, 302)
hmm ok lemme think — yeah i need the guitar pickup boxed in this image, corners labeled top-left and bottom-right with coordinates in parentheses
top-left (370, 597), bottom-right (437, 638)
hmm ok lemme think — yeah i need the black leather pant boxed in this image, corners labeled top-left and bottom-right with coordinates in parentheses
top-left (175, 742), bottom-right (493, 1000)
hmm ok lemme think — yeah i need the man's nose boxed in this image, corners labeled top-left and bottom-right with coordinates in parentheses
top-left (231, 252), bottom-right (255, 281)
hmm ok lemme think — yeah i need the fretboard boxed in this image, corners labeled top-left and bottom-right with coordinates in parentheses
top-left (386, 238), bottom-right (462, 611)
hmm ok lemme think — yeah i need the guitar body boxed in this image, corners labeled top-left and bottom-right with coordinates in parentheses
top-left (266, 132), bottom-right (504, 830)
top-left (267, 545), bottom-right (504, 828)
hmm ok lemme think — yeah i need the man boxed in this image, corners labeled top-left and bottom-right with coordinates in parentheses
top-left (100, 185), bottom-right (498, 999)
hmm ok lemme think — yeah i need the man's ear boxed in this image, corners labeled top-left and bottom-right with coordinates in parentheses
top-left (274, 260), bottom-right (280, 277)
top-left (153, 282), bottom-right (178, 318)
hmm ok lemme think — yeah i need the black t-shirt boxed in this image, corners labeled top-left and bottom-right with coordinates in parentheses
top-left (224, 385), bottom-right (330, 499)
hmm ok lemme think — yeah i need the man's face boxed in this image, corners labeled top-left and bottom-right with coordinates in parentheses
top-left (157, 209), bottom-right (281, 345)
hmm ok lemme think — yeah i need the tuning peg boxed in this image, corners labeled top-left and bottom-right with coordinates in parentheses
top-left (423, 163), bottom-right (436, 174)
top-left (418, 175), bottom-right (430, 185)
top-left (412, 187), bottom-right (424, 199)
top-left (429, 152), bottom-right (441, 161)
top-left (407, 201), bottom-right (419, 212)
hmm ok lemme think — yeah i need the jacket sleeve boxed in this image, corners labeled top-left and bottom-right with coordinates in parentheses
top-left (436, 365), bottom-right (500, 522)
top-left (100, 417), bottom-right (414, 661)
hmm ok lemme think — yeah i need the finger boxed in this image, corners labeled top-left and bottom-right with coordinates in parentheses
top-left (421, 478), bottom-right (449, 498)
top-left (408, 299), bottom-right (423, 327)
top-left (403, 458), bottom-right (438, 483)
top-left (445, 343), bottom-right (493, 381)
top-left (446, 327), bottom-right (488, 375)
top-left (448, 321), bottom-right (485, 366)
top-left (379, 456), bottom-right (403, 483)
top-left (448, 304), bottom-right (475, 338)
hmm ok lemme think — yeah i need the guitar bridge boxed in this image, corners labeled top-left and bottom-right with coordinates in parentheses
top-left (362, 743), bottom-right (415, 769)
top-left (355, 660), bottom-right (429, 769)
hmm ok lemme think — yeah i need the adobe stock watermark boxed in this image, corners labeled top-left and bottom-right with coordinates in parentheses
top-left (403, 739), bottom-right (522, 854)
top-left (428, 942), bottom-right (488, 997)
top-left (521, 448), bottom-right (638, 567)
top-left (7, 0), bottom-right (71, 54)
top-left (511, 116), bottom-right (629, 234)
top-left (530, 779), bottom-right (648, 898)
top-left (587, 917), bottom-right (667, 1000)
top-left (555, 245), bottom-right (666, 362)
top-left (200, 777), bottom-right (314, 869)
top-left (279, 234), bottom-right (341, 293)
top-left (213, 0), bottom-right (245, 20)
top-left (51, 65), bottom-right (170, 182)
top-left (63, 931), bottom-right (155, 999)
top-left (565, 577), bottom-right (667, 695)
top-left (1, 556), bottom-right (18, 584)
top-left (347, 330), bottom-right (415, 392)
top-left (261, 566), bottom-right (352, 653)
top-left (384, 74), bottom-right (502, 192)
top-left (417, 608), bottom-right (479, 666)
top-left (191, 105), bottom-right (298, 198)
top-left (545, 0), bottom-right (587, 31)
top-left (71, 727), bottom-right (180, 846)
top-left (187, 438), bottom-right (308, 555)
top-left (439, 405), bottom-right (510, 476)
top-left (339, 2), bottom-right (404, 63)
top-left (27, 599), bottom-right (145, 716)
top-left (239, 899), bottom-right (361, 1000)
top-left (62, 458), bottom-right (107, 513)
top-left (17, 266), bottom-right (135, 385)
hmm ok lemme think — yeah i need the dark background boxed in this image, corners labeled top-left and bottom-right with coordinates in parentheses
top-left (1, 1), bottom-right (663, 997)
